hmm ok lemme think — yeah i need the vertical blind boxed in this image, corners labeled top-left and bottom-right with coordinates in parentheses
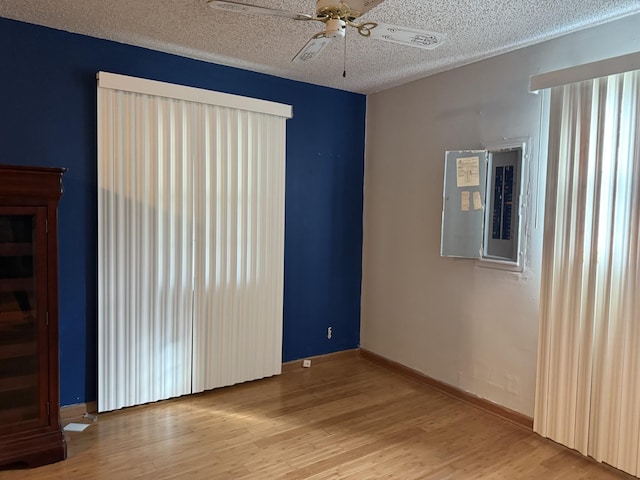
top-left (97, 72), bottom-right (291, 412)
top-left (534, 69), bottom-right (640, 476)
top-left (191, 104), bottom-right (287, 393)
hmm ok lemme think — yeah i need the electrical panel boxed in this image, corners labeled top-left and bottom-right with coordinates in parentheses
top-left (441, 144), bottom-right (524, 268)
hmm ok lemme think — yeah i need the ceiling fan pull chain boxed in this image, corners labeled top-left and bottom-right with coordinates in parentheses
top-left (343, 32), bottom-right (347, 78)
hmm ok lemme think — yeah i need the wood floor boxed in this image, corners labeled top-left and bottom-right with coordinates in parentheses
top-left (0, 354), bottom-right (633, 480)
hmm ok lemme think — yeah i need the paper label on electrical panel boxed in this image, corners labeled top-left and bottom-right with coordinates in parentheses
top-left (456, 156), bottom-right (480, 187)
top-left (473, 191), bottom-right (482, 210)
top-left (461, 191), bottom-right (470, 211)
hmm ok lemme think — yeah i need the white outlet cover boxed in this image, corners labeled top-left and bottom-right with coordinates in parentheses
top-left (302, 359), bottom-right (311, 368)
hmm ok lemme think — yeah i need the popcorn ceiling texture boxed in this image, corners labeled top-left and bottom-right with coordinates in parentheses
top-left (1, 0), bottom-right (639, 93)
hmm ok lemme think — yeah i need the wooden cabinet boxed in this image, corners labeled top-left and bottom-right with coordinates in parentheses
top-left (0, 165), bottom-right (66, 468)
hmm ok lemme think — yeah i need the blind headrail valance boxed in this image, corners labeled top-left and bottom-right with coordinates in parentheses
top-left (97, 71), bottom-right (293, 119)
top-left (529, 51), bottom-right (640, 92)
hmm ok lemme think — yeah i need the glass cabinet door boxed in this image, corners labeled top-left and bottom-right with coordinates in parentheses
top-left (0, 207), bottom-right (47, 432)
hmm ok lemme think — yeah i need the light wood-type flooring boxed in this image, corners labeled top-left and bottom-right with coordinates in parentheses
top-left (0, 353), bottom-right (634, 480)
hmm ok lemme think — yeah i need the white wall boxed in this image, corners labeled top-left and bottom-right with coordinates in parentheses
top-left (360, 13), bottom-right (640, 416)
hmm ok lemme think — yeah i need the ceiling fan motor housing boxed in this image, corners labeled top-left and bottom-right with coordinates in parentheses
top-left (317, 0), bottom-right (347, 12)
top-left (317, 0), bottom-right (354, 20)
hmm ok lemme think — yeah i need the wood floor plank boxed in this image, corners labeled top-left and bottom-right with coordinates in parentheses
top-left (0, 355), bottom-right (634, 479)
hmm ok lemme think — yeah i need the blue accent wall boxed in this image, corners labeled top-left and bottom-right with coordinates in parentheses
top-left (0, 18), bottom-right (365, 406)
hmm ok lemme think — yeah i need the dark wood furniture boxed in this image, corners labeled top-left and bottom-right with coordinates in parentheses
top-left (0, 165), bottom-right (66, 468)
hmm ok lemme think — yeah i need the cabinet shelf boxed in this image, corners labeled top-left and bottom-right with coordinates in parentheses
top-left (0, 374), bottom-right (38, 394)
top-left (0, 278), bottom-right (34, 293)
top-left (0, 243), bottom-right (33, 256)
top-left (0, 354), bottom-right (37, 378)
top-left (0, 405), bottom-right (39, 426)
top-left (0, 342), bottom-right (37, 360)
top-left (0, 316), bottom-right (36, 347)
top-left (0, 310), bottom-right (35, 320)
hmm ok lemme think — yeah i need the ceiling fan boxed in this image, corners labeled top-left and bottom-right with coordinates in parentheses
top-left (207, 0), bottom-right (446, 63)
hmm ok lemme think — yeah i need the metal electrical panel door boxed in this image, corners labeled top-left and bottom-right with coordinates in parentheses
top-left (440, 150), bottom-right (487, 258)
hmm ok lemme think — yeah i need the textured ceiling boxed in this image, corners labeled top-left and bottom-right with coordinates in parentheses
top-left (2, 0), bottom-right (640, 94)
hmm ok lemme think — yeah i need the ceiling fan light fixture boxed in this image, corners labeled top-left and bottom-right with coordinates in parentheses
top-left (325, 18), bottom-right (347, 38)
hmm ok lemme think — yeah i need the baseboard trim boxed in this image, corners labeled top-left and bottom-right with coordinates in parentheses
top-left (359, 348), bottom-right (533, 430)
top-left (60, 401), bottom-right (97, 423)
top-left (281, 348), bottom-right (360, 373)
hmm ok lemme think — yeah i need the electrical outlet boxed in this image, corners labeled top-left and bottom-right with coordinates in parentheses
top-left (302, 359), bottom-right (311, 368)
top-left (327, 327), bottom-right (332, 339)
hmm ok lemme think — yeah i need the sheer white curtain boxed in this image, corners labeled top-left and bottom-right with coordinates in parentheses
top-left (535, 69), bottom-right (640, 475)
top-left (97, 73), bottom-right (290, 412)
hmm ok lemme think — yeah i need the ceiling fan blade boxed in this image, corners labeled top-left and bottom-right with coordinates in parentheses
top-left (369, 22), bottom-right (446, 50)
top-left (344, 0), bottom-right (386, 17)
top-left (208, 1), bottom-right (314, 21)
top-left (292, 33), bottom-right (333, 63)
